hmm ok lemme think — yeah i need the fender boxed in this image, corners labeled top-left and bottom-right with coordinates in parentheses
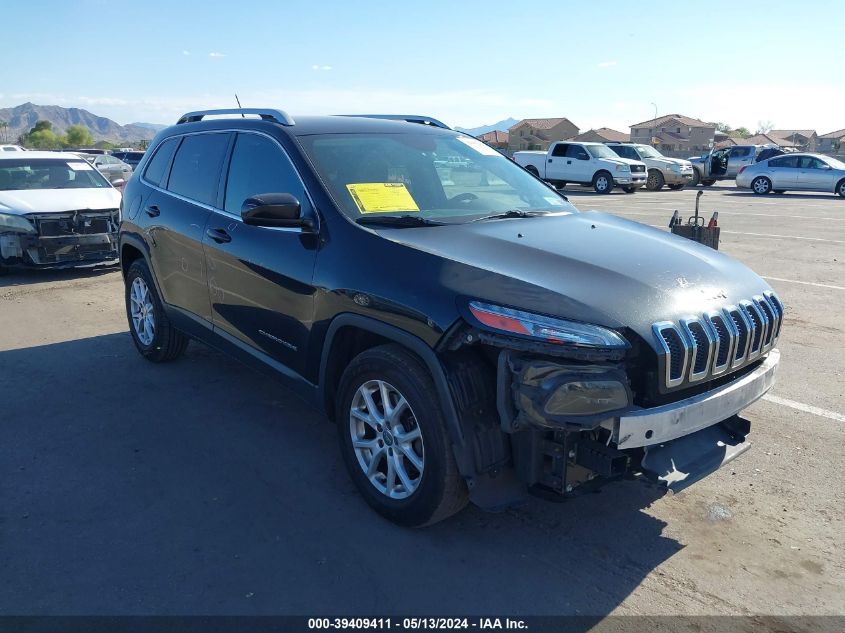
top-left (319, 313), bottom-right (466, 451)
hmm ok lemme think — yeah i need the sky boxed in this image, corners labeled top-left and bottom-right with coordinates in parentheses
top-left (2, 0), bottom-right (843, 134)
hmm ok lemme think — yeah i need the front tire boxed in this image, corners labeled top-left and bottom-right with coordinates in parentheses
top-left (751, 176), bottom-right (772, 195)
top-left (646, 169), bottom-right (665, 191)
top-left (837, 179), bottom-right (845, 198)
top-left (593, 171), bottom-right (613, 194)
top-left (125, 259), bottom-right (189, 362)
top-left (336, 345), bottom-right (468, 527)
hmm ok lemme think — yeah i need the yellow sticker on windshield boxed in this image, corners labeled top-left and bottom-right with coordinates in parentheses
top-left (346, 183), bottom-right (420, 214)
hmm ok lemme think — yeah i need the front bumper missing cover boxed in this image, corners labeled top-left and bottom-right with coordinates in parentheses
top-left (615, 349), bottom-right (779, 449)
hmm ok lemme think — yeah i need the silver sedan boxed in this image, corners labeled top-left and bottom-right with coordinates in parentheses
top-left (736, 152), bottom-right (845, 197)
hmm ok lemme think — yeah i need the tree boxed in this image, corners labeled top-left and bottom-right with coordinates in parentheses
top-left (729, 127), bottom-right (751, 138)
top-left (715, 122), bottom-right (732, 134)
top-left (756, 120), bottom-right (774, 134)
top-left (22, 120), bottom-right (61, 149)
top-left (63, 124), bottom-right (94, 148)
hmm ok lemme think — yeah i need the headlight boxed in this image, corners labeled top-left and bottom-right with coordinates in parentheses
top-left (468, 301), bottom-right (629, 348)
top-left (615, 164), bottom-right (630, 172)
top-left (0, 213), bottom-right (36, 234)
top-left (544, 380), bottom-right (629, 416)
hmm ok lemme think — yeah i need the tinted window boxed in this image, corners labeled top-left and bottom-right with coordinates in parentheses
top-left (551, 143), bottom-right (568, 157)
top-left (731, 147), bottom-right (752, 157)
top-left (566, 144), bottom-right (590, 160)
top-left (768, 156), bottom-right (798, 168)
top-left (167, 133), bottom-right (230, 205)
top-left (224, 133), bottom-right (306, 214)
top-left (797, 156), bottom-right (826, 169)
top-left (143, 137), bottom-right (179, 187)
top-left (611, 145), bottom-right (638, 160)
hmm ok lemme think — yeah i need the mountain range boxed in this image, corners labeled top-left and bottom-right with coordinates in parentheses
top-left (455, 117), bottom-right (519, 136)
top-left (0, 103), bottom-right (164, 143)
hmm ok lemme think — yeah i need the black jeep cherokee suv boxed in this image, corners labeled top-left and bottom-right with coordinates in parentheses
top-left (119, 108), bottom-right (783, 526)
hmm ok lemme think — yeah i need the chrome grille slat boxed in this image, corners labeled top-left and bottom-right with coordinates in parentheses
top-left (652, 292), bottom-right (783, 390)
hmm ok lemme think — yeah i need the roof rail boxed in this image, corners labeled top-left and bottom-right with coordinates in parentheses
top-left (340, 114), bottom-right (451, 130)
top-left (176, 108), bottom-right (295, 126)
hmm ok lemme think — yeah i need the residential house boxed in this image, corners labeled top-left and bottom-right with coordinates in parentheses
top-left (769, 130), bottom-right (817, 152)
top-left (629, 114), bottom-right (716, 152)
top-left (817, 129), bottom-right (845, 153)
top-left (476, 130), bottom-right (509, 150)
top-left (570, 127), bottom-right (629, 143)
top-left (507, 118), bottom-right (579, 152)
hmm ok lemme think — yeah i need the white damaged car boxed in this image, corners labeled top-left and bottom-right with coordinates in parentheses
top-left (0, 152), bottom-right (122, 274)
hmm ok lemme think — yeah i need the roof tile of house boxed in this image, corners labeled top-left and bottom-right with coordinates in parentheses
top-left (818, 128), bottom-right (845, 139)
top-left (630, 113), bottom-right (714, 128)
top-left (477, 130), bottom-right (508, 143)
top-left (770, 129), bottom-right (816, 138)
top-left (573, 127), bottom-right (629, 142)
top-left (509, 117), bottom-right (576, 131)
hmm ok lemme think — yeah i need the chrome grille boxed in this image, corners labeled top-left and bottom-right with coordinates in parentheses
top-left (652, 292), bottom-right (783, 390)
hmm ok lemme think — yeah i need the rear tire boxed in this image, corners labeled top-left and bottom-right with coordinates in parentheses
top-left (646, 169), bottom-right (665, 191)
top-left (593, 171), bottom-right (613, 194)
top-left (702, 179), bottom-right (716, 187)
top-left (125, 259), bottom-right (189, 362)
top-left (336, 344), bottom-right (468, 527)
top-left (525, 165), bottom-right (539, 177)
top-left (751, 176), bottom-right (772, 195)
top-left (837, 179), bottom-right (845, 198)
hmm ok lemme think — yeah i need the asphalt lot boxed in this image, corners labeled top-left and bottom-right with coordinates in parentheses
top-left (1, 183), bottom-right (843, 618)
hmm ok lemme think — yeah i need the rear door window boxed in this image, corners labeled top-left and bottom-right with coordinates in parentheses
top-left (143, 137), bottom-right (179, 187)
top-left (167, 133), bottom-right (230, 205)
top-left (768, 156), bottom-right (798, 168)
top-left (551, 143), bottom-right (568, 157)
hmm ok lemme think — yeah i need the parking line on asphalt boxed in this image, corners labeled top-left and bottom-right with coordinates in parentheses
top-left (762, 276), bottom-right (845, 291)
top-left (644, 225), bottom-right (845, 244)
top-left (762, 394), bottom-right (845, 423)
top-left (609, 209), bottom-right (845, 222)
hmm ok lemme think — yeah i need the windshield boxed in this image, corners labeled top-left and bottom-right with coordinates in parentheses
top-left (634, 144), bottom-right (663, 158)
top-left (586, 145), bottom-right (619, 159)
top-left (298, 132), bottom-right (577, 223)
top-left (0, 158), bottom-right (112, 190)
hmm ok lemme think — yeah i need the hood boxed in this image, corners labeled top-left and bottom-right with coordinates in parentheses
top-left (0, 188), bottom-right (121, 216)
top-left (652, 157), bottom-right (692, 168)
top-left (602, 157), bottom-right (643, 168)
top-left (378, 211), bottom-right (771, 346)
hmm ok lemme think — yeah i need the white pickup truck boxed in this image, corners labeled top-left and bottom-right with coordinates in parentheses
top-left (514, 141), bottom-right (647, 193)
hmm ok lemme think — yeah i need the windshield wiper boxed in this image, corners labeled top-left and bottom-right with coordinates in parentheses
top-left (356, 214), bottom-right (445, 228)
top-left (468, 209), bottom-right (550, 223)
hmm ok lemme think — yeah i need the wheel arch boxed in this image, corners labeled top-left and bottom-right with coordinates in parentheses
top-left (318, 314), bottom-right (466, 449)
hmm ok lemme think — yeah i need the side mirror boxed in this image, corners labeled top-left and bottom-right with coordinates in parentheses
top-left (111, 179), bottom-right (126, 188)
top-left (241, 193), bottom-right (315, 230)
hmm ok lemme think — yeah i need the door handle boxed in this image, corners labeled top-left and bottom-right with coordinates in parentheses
top-left (144, 205), bottom-right (160, 217)
top-left (206, 227), bottom-right (232, 244)
top-left (567, 160), bottom-right (572, 164)
top-left (548, 158), bottom-right (553, 163)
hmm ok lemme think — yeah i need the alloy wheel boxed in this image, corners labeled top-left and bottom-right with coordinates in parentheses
top-left (349, 379), bottom-right (424, 499)
top-left (130, 277), bottom-right (155, 346)
top-left (596, 176), bottom-right (609, 192)
top-left (753, 177), bottom-right (771, 194)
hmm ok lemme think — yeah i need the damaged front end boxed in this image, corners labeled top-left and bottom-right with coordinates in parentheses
top-left (0, 209), bottom-right (120, 270)
top-left (442, 300), bottom-right (776, 507)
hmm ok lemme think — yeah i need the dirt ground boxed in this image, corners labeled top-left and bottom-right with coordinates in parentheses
top-left (1, 184), bottom-right (843, 620)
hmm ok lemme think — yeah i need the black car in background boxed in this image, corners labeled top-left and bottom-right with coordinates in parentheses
top-left (118, 109), bottom-right (783, 526)
top-left (111, 150), bottom-right (145, 169)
